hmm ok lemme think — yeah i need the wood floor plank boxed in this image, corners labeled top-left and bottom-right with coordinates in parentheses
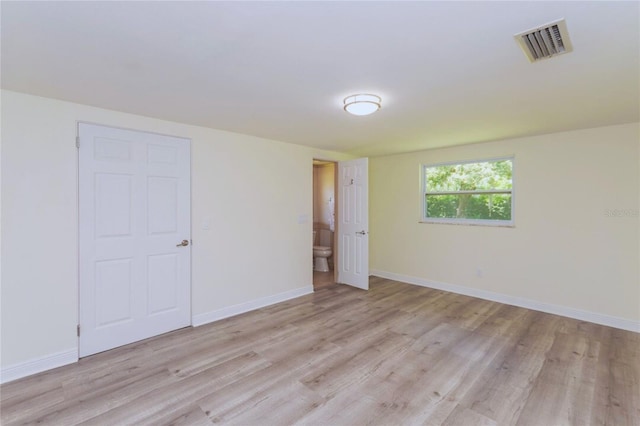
top-left (591, 328), bottom-right (640, 425)
top-left (16, 367), bottom-right (176, 425)
top-left (295, 393), bottom-right (382, 426)
top-left (515, 332), bottom-right (601, 425)
top-left (195, 339), bottom-right (342, 421)
top-left (442, 405), bottom-right (498, 426)
top-left (0, 383), bottom-right (65, 425)
top-left (2, 278), bottom-right (638, 426)
top-left (207, 378), bottom-right (325, 425)
top-left (164, 405), bottom-right (213, 426)
top-left (80, 351), bottom-right (271, 425)
top-left (301, 330), bottom-right (414, 399)
top-left (454, 311), bottom-right (557, 424)
top-left (370, 307), bottom-right (527, 425)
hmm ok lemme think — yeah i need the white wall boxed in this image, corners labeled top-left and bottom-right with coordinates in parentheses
top-left (370, 123), bottom-right (640, 329)
top-left (0, 90), bottom-right (352, 376)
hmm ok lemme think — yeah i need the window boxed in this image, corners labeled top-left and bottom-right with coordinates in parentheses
top-left (422, 157), bottom-right (514, 226)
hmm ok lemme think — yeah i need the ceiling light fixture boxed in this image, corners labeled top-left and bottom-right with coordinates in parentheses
top-left (343, 94), bottom-right (381, 116)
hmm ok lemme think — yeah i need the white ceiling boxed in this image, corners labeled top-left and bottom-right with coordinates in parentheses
top-left (2, 1), bottom-right (638, 156)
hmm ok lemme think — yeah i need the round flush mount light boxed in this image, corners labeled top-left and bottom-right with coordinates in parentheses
top-left (343, 94), bottom-right (382, 116)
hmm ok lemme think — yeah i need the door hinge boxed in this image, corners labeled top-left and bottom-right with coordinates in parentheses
top-left (77, 324), bottom-right (80, 337)
top-left (76, 137), bottom-right (80, 149)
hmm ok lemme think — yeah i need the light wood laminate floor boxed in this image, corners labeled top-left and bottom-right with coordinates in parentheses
top-left (312, 270), bottom-right (335, 291)
top-left (2, 277), bottom-right (639, 425)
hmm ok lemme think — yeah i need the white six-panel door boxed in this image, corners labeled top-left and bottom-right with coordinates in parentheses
top-left (337, 158), bottom-right (369, 290)
top-left (79, 123), bottom-right (191, 357)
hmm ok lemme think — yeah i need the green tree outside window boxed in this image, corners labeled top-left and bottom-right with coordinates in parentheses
top-left (424, 159), bottom-right (513, 222)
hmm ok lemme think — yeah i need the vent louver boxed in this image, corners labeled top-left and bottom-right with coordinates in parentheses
top-left (515, 19), bottom-right (573, 62)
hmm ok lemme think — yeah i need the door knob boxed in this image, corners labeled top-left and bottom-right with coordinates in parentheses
top-left (356, 230), bottom-right (368, 235)
top-left (176, 240), bottom-right (189, 247)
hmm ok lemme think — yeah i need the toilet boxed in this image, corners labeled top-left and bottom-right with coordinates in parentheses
top-left (313, 230), bottom-right (333, 272)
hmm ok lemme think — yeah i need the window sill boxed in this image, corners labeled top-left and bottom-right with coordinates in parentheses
top-left (419, 219), bottom-right (515, 228)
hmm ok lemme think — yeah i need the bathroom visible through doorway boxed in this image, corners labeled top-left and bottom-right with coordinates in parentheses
top-left (312, 160), bottom-right (337, 290)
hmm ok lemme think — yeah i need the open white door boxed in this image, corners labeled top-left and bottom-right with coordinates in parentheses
top-left (337, 158), bottom-right (369, 290)
top-left (79, 123), bottom-right (191, 357)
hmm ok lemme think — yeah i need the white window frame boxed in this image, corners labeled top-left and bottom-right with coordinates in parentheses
top-left (420, 156), bottom-right (515, 227)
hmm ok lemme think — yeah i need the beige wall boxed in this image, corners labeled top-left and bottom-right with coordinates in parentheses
top-left (0, 90), bottom-right (352, 369)
top-left (370, 123), bottom-right (640, 325)
top-left (313, 163), bottom-right (335, 231)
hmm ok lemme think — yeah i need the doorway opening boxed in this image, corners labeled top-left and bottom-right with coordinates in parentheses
top-left (312, 159), bottom-right (337, 290)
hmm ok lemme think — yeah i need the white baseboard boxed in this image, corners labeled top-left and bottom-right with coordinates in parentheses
top-left (1, 348), bottom-right (78, 384)
top-left (192, 285), bottom-right (314, 327)
top-left (370, 269), bottom-right (640, 333)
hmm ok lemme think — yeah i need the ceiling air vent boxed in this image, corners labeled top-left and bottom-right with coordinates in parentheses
top-left (514, 19), bottom-right (573, 63)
